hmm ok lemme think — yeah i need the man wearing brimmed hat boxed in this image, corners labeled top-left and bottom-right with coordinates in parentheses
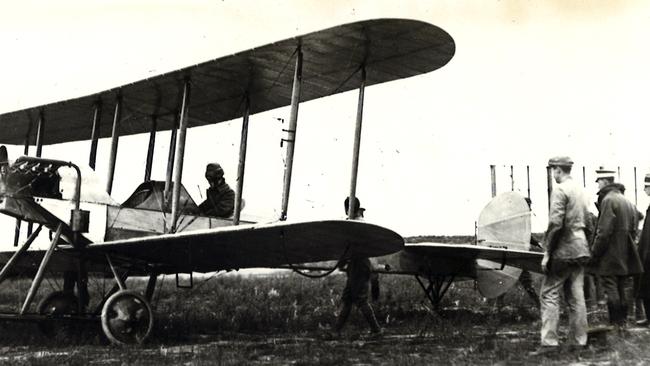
top-left (590, 167), bottom-right (643, 329)
top-left (535, 156), bottom-right (591, 352)
top-left (198, 162), bottom-right (235, 218)
top-left (636, 173), bottom-right (650, 326)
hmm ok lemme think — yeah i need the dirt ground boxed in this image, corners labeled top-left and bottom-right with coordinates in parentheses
top-left (0, 273), bottom-right (648, 365)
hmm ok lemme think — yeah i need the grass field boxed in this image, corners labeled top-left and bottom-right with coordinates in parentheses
top-left (0, 234), bottom-right (646, 365)
top-left (0, 270), bottom-right (647, 365)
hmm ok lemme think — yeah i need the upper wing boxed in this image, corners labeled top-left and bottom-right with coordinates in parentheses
top-left (79, 220), bottom-right (404, 273)
top-left (0, 18), bottom-right (455, 145)
top-left (404, 242), bottom-right (543, 273)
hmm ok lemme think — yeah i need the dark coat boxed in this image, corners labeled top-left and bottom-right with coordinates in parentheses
top-left (637, 204), bottom-right (650, 297)
top-left (590, 183), bottom-right (643, 276)
top-left (341, 258), bottom-right (372, 304)
top-left (199, 180), bottom-right (235, 218)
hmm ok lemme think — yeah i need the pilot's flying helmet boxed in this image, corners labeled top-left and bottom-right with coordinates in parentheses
top-left (205, 163), bottom-right (224, 180)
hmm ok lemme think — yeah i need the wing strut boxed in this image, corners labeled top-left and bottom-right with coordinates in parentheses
top-left (25, 111), bottom-right (46, 238)
top-left (35, 110), bottom-right (45, 157)
top-left (163, 114), bottom-right (179, 204)
top-left (13, 126), bottom-right (32, 247)
top-left (233, 95), bottom-right (250, 225)
top-left (280, 46), bottom-right (303, 221)
top-left (89, 100), bottom-right (102, 170)
top-left (347, 66), bottom-right (366, 218)
top-left (106, 95), bottom-right (123, 195)
top-left (144, 116), bottom-right (157, 182)
top-left (0, 225), bottom-right (43, 286)
top-left (170, 80), bottom-right (192, 233)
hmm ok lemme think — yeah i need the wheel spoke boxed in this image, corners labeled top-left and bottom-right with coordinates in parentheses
top-left (101, 290), bottom-right (154, 345)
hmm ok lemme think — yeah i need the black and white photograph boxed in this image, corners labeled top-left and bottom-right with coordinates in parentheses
top-left (0, 1), bottom-right (649, 364)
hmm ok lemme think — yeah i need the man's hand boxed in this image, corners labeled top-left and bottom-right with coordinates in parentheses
top-left (541, 253), bottom-right (550, 274)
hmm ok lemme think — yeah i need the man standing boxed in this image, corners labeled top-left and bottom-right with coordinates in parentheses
top-left (538, 156), bottom-right (591, 350)
top-left (333, 197), bottom-right (382, 336)
top-left (590, 167), bottom-right (643, 328)
top-left (198, 163), bottom-right (235, 218)
top-left (636, 174), bottom-right (650, 325)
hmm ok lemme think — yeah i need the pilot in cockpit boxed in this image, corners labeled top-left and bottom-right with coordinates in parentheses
top-left (198, 162), bottom-right (235, 218)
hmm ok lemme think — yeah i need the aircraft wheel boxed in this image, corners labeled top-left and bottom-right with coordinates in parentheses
top-left (37, 291), bottom-right (80, 339)
top-left (101, 290), bottom-right (154, 345)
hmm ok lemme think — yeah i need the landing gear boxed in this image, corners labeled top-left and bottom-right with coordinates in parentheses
top-left (101, 290), bottom-right (154, 345)
top-left (37, 291), bottom-right (80, 339)
top-left (415, 275), bottom-right (455, 311)
top-left (101, 255), bottom-right (155, 345)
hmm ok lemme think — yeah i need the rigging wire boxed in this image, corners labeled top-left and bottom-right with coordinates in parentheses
top-left (280, 230), bottom-right (350, 279)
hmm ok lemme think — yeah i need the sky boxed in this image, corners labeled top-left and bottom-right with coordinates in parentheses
top-left (1, 0), bottom-right (650, 243)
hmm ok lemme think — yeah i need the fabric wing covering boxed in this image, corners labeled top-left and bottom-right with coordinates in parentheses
top-left (81, 220), bottom-right (404, 273)
top-left (0, 18), bottom-right (455, 145)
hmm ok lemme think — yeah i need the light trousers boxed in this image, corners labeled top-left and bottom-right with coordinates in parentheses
top-left (540, 263), bottom-right (588, 346)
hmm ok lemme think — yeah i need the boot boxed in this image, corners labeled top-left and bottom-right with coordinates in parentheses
top-left (607, 302), bottom-right (617, 325)
top-left (635, 299), bottom-right (647, 325)
top-left (640, 299), bottom-right (650, 326)
top-left (620, 305), bottom-right (629, 326)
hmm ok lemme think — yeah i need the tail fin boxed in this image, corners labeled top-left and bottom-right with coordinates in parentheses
top-left (475, 192), bottom-right (532, 298)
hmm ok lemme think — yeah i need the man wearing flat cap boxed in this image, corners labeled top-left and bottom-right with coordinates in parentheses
top-left (198, 163), bottom-right (235, 218)
top-left (590, 167), bottom-right (643, 328)
top-left (536, 156), bottom-right (592, 351)
top-left (636, 173), bottom-right (650, 326)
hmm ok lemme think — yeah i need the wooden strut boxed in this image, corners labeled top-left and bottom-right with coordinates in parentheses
top-left (415, 274), bottom-right (455, 310)
top-left (144, 116), bottom-right (157, 182)
top-left (106, 95), bottom-right (122, 195)
top-left (14, 126), bottom-right (32, 247)
top-left (26, 111), bottom-right (46, 238)
top-left (88, 101), bottom-right (102, 170)
top-left (170, 80), bottom-right (192, 233)
top-left (145, 273), bottom-right (158, 301)
top-left (20, 224), bottom-right (63, 315)
top-left (526, 165), bottom-right (531, 200)
top-left (0, 225), bottom-right (43, 286)
top-left (280, 46), bottom-right (303, 221)
top-left (490, 165), bottom-right (496, 198)
top-left (347, 66), bottom-right (366, 219)
top-left (106, 254), bottom-right (126, 291)
top-left (92, 270), bottom-right (130, 315)
top-left (164, 116), bottom-right (180, 206)
top-left (634, 167), bottom-right (638, 206)
top-left (510, 165), bottom-right (514, 191)
top-left (546, 166), bottom-right (553, 210)
top-left (233, 96), bottom-right (251, 226)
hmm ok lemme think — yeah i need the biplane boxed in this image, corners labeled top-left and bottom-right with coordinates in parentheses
top-left (295, 192), bottom-right (544, 309)
top-left (0, 19), bottom-right (455, 344)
